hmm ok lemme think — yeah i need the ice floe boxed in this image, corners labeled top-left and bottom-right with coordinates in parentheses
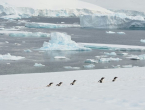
top-left (0, 53), bottom-right (25, 60)
top-left (54, 56), bottom-right (67, 59)
top-left (106, 31), bottom-right (116, 34)
top-left (40, 32), bottom-right (91, 51)
top-left (140, 39), bottom-right (145, 43)
top-left (25, 22), bottom-right (80, 28)
top-left (24, 49), bottom-right (32, 53)
top-left (104, 52), bottom-right (117, 56)
top-left (34, 63), bottom-right (45, 67)
top-left (64, 66), bottom-right (80, 69)
top-left (117, 52), bottom-right (128, 56)
top-left (126, 54), bottom-right (145, 60)
top-left (99, 57), bottom-right (122, 63)
top-left (83, 64), bottom-right (95, 69)
top-left (85, 59), bottom-right (98, 63)
top-left (117, 32), bottom-right (126, 34)
top-left (122, 65), bottom-right (133, 68)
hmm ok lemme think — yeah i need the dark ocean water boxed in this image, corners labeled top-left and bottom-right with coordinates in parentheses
top-left (0, 17), bottom-right (145, 75)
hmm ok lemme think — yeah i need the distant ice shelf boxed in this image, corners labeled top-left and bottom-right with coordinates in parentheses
top-left (80, 13), bottom-right (145, 29)
top-left (25, 22), bottom-right (80, 28)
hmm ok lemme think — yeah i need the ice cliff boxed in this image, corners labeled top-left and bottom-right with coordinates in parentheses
top-left (80, 13), bottom-right (145, 29)
top-left (40, 32), bottom-right (91, 51)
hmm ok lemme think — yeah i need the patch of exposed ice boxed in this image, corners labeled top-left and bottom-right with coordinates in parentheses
top-left (0, 53), bottom-right (25, 60)
top-left (34, 63), bottom-right (45, 67)
top-left (104, 52), bottom-right (117, 56)
top-left (25, 22), bottom-right (80, 29)
top-left (40, 32), bottom-right (91, 51)
top-left (83, 64), bottom-right (95, 69)
top-left (85, 59), bottom-right (98, 63)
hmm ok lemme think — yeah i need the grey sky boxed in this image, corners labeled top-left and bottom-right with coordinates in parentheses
top-left (81, 0), bottom-right (145, 12)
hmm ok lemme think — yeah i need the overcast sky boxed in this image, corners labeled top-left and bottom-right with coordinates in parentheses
top-left (81, 0), bottom-right (145, 12)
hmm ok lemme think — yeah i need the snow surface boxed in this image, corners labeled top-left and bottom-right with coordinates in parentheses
top-left (0, 0), bottom-right (112, 19)
top-left (40, 32), bottom-right (91, 51)
top-left (80, 13), bottom-right (145, 29)
top-left (0, 67), bottom-right (145, 110)
top-left (0, 53), bottom-right (25, 60)
top-left (25, 22), bottom-right (80, 28)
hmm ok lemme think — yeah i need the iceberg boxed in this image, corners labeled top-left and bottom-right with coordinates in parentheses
top-left (104, 52), bottom-right (117, 56)
top-left (24, 49), bottom-right (32, 53)
top-left (34, 63), bottom-right (45, 67)
top-left (83, 64), bottom-right (95, 69)
top-left (80, 13), bottom-right (145, 29)
top-left (25, 22), bottom-right (80, 29)
top-left (40, 32), bottom-right (91, 51)
top-left (85, 59), bottom-right (98, 63)
top-left (9, 32), bottom-right (50, 38)
top-left (0, 53), bottom-right (25, 60)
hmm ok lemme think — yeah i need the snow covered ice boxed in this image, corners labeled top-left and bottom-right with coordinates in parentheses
top-left (40, 32), bottom-right (91, 51)
top-left (0, 53), bottom-right (25, 60)
top-left (80, 13), bottom-right (145, 29)
top-left (25, 22), bottom-right (80, 28)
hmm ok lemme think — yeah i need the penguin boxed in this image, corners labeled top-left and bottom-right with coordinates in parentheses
top-left (112, 77), bottom-right (118, 82)
top-left (70, 80), bottom-right (76, 85)
top-left (98, 77), bottom-right (105, 83)
top-left (46, 82), bottom-right (53, 87)
top-left (56, 82), bottom-right (63, 86)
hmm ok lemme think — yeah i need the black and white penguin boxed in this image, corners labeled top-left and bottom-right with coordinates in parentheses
top-left (112, 77), bottom-right (118, 82)
top-left (98, 77), bottom-right (105, 83)
top-left (46, 82), bottom-right (53, 87)
top-left (56, 82), bottom-right (63, 86)
top-left (70, 80), bottom-right (76, 85)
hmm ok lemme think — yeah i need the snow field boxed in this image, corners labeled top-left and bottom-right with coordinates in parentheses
top-left (0, 68), bottom-right (145, 110)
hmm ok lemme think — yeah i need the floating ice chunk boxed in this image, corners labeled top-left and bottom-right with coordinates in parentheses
top-left (83, 64), bottom-right (95, 69)
top-left (122, 65), bottom-right (132, 68)
top-left (0, 53), bottom-right (25, 60)
top-left (9, 32), bottom-right (50, 38)
top-left (117, 53), bottom-right (128, 56)
top-left (64, 66), bottom-right (80, 69)
top-left (140, 39), bottom-right (145, 43)
top-left (117, 32), bottom-right (125, 34)
top-left (54, 56), bottom-right (67, 59)
top-left (85, 59), bottom-right (98, 63)
top-left (14, 43), bottom-right (21, 46)
top-left (25, 22), bottom-right (80, 28)
top-left (126, 54), bottom-right (145, 60)
top-left (99, 57), bottom-right (122, 63)
top-left (106, 31), bottom-right (116, 34)
top-left (112, 65), bottom-right (121, 68)
top-left (104, 52), bottom-right (117, 56)
top-left (5, 41), bottom-right (9, 43)
top-left (34, 63), bottom-right (45, 67)
top-left (40, 32), bottom-right (91, 51)
top-left (61, 22), bottom-right (65, 24)
top-left (0, 28), bottom-right (4, 30)
top-left (24, 49), bottom-right (32, 53)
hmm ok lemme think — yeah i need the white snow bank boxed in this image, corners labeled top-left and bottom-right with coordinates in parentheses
top-left (34, 63), bottom-right (45, 67)
top-left (80, 13), bottom-right (145, 29)
top-left (79, 43), bottom-right (145, 51)
top-left (25, 22), bottom-right (80, 29)
top-left (1, 67), bottom-right (145, 110)
top-left (40, 32), bottom-right (91, 51)
top-left (0, 53), bottom-right (25, 60)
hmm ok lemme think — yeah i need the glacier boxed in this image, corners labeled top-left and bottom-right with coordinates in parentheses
top-left (39, 32), bottom-right (91, 51)
top-left (0, 0), bottom-right (112, 19)
top-left (25, 22), bottom-right (80, 29)
top-left (80, 13), bottom-right (145, 29)
top-left (0, 53), bottom-right (25, 60)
